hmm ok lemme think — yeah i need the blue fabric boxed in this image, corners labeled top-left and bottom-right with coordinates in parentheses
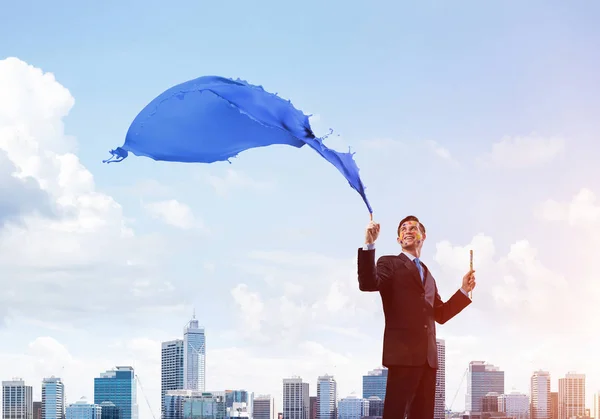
top-left (104, 76), bottom-right (372, 213)
top-left (414, 257), bottom-right (424, 282)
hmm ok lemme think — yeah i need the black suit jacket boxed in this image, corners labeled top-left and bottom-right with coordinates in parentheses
top-left (357, 248), bottom-right (471, 368)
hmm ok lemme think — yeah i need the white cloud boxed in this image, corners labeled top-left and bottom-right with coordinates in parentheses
top-left (425, 140), bottom-right (460, 167)
top-left (0, 57), bottom-right (187, 326)
top-left (535, 188), bottom-right (600, 226)
top-left (476, 134), bottom-right (565, 168)
top-left (143, 199), bottom-right (203, 229)
top-left (206, 169), bottom-right (273, 197)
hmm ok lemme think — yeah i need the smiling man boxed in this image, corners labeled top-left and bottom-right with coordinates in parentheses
top-left (357, 215), bottom-right (476, 418)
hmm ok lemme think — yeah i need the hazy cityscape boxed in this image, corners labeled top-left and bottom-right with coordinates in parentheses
top-left (2, 316), bottom-right (599, 419)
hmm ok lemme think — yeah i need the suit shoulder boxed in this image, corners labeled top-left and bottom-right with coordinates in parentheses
top-left (377, 255), bottom-right (396, 264)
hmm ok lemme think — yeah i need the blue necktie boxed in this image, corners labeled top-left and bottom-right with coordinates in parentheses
top-left (414, 257), bottom-right (424, 282)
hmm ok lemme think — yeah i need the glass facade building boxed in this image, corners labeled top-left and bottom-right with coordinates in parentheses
top-left (184, 315), bottom-right (206, 392)
top-left (465, 361), bottom-right (505, 413)
top-left (94, 367), bottom-right (138, 419)
top-left (42, 376), bottom-right (65, 419)
top-left (162, 339), bottom-right (184, 417)
top-left (361, 368), bottom-right (387, 400)
top-left (65, 398), bottom-right (102, 419)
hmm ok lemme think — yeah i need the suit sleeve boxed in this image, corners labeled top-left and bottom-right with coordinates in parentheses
top-left (357, 248), bottom-right (393, 292)
top-left (434, 288), bottom-right (471, 324)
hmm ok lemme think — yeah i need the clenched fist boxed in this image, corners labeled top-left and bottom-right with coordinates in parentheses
top-left (365, 221), bottom-right (381, 245)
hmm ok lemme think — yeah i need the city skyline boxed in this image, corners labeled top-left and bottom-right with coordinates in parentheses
top-left (2, 1), bottom-right (600, 418)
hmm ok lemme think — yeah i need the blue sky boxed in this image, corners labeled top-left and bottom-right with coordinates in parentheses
top-left (2, 0), bottom-right (600, 416)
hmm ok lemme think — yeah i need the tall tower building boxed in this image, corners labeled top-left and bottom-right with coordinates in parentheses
top-left (183, 313), bottom-right (206, 391)
top-left (94, 366), bottom-right (138, 419)
top-left (558, 372), bottom-right (585, 419)
top-left (42, 377), bottom-right (65, 419)
top-left (161, 339), bottom-right (184, 417)
top-left (465, 361), bottom-right (504, 413)
top-left (283, 377), bottom-right (309, 419)
top-left (531, 370), bottom-right (551, 419)
top-left (253, 395), bottom-right (274, 419)
top-left (593, 391), bottom-right (600, 419)
top-left (316, 375), bottom-right (336, 419)
top-left (434, 339), bottom-right (445, 419)
top-left (2, 379), bottom-right (33, 419)
top-left (361, 368), bottom-right (387, 400)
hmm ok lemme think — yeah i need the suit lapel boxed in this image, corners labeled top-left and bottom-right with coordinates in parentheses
top-left (399, 253), bottom-right (424, 289)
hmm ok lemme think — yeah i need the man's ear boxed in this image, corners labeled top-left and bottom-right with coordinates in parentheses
top-left (396, 236), bottom-right (402, 245)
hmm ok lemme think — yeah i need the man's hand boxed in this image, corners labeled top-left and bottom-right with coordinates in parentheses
top-left (461, 269), bottom-right (476, 293)
top-left (365, 221), bottom-right (381, 245)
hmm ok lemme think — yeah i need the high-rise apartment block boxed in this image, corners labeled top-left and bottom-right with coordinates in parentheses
top-left (558, 372), bottom-right (585, 419)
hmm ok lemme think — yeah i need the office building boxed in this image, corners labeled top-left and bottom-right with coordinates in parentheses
top-left (558, 372), bottom-right (585, 419)
top-left (184, 314), bottom-right (206, 391)
top-left (2, 379), bottom-right (33, 419)
top-left (42, 377), bottom-right (65, 419)
top-left (465, 361), bottom-right (504, 413)
top-left (531, 370), bottom-right (551, 419)
top-left (94, 366), bottom-right (138, 419)
top-left (161, 339), bottom-right (184, 417)
top-left (498, 391), bottom-right (529, 419)
top-left (435, 339), bottom-right (445, 419)
top-left (65, 398), bottom-right (102, 419)
top-left (337, 396), bottom-right (368, 419)
top-left (316, 375), bottom-right (336, 419)
top-left (362, 368), bottom-right (387, 401)
top-left (283, 377), bottom-right (309, 419)
top-left (99, 401), bottom-right (120, 419)
top-left (33, 402), bottom-right (42, 419)
top-left (253, 395), bottom-right (274, 419)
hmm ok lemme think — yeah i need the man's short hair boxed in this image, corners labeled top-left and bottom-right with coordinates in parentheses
top-left (397, 215), bottom-right (426, 236)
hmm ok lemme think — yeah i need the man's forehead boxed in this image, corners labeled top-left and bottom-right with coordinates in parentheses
top-left (401, 221), bottom-right (419, 228)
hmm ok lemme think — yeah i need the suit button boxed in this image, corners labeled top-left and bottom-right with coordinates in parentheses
top-left (424, 325), bottom-right (428, 328)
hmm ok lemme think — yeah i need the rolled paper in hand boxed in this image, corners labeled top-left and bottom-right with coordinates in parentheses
top-left (469, 249), bottom-right (473, 299)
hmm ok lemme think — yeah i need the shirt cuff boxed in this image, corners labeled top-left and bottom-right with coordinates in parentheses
top-left (460, 288), bottom-right (470, 297)
top-left (362, 243), bottom-right (375, 251)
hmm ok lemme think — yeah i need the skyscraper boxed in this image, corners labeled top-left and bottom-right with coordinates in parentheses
top-left (361, 368), bottom-right (387, 400)
top-left (531, 370), bottom-right (551, 419)
top-left (42, 376), bottom-right (65, 419)
top-left (94, 366), bottom-right (138, 419)
top-left (316, 375), bottom-right (336, 419)
top-left (2, 379), bottom-right (33, 419)
top-left (593, 391), bottom-right (600, 419)
top-left (434, 339), bottom-right (445, 419)
top-left (161, 339), bottom-right (184, 417)
top-left (283, 377), bottom-right (309, 419)
top-left (183, 314), bottom-right (206, 391)
top-left (465, 361), bottom-right (504, 413)
top-left (558, 372), bottom-right (585, 419)
top-left (253, 395), bottom-right (274, 419)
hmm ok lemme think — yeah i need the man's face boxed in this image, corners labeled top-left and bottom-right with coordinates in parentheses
top-left (397, 220), bottom-right (425, 249)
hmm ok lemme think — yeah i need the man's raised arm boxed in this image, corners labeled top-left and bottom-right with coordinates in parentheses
top-left (357, 221), bottom-right (392, 292)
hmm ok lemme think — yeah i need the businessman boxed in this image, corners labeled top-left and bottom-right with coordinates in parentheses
top-left (357, 215), bottom-right (475, 418)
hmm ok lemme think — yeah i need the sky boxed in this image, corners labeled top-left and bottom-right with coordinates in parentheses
top-left (1, 0), bottom-right (600, 416)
